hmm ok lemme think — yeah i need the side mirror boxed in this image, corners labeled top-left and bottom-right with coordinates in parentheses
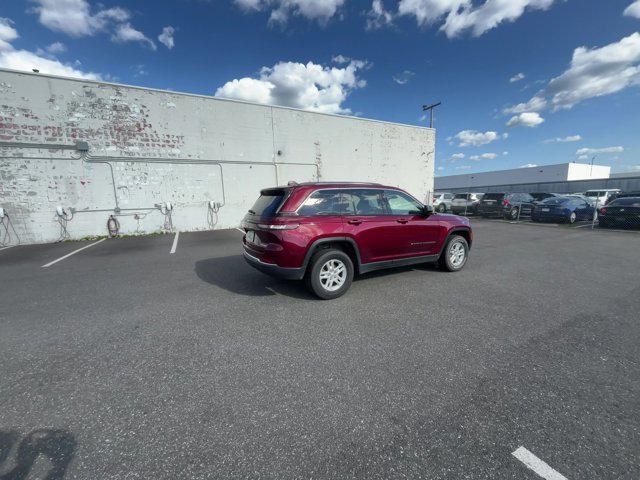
top-left (422, 205), bottom-right (434, 216)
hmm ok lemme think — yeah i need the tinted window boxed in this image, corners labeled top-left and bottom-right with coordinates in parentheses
top-left (482, 193), bottom-right (505, 200)
top-left (609, 197), bottom-right (640, 206)
top-left (541, 197), bottom-right (570, 205)
top-left (297, 190), bottom-right (356, 216)
top-left (249, 191), bottom-right (286, 217)
top-left (584, 191), bottom-right (600, 198)
top-left (349, 189), bottom-right (386, 215)
top-left (531, 193), bottom-right (553, 201)
top-left (445, 193), bottom-right (455, 199)
top-left (453, 194), bottom-right (468, 200)
top-left (384, 190), bottom-right (423, 215)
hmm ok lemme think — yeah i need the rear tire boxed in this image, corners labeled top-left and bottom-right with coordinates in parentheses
top-left (305, 248), bottom-right (354, 300)
top-left (568, 211), bottom-right (577, 224)
top-left (437, 203), bottom-right (447, 213)
top-left (438, 235), bottom-right (469, 272)
top-left (509, 207), bottom-right (519, 220)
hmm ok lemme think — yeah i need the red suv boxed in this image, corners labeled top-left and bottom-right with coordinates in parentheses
top-left (241, 182), bottom-right (472, 299)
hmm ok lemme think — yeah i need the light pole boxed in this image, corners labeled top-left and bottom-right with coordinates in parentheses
top-left (422, 102), bottom-right (441, 128)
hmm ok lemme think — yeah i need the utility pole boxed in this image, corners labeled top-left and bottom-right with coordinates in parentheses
top-left (422, 102), bottom-right (441, 128)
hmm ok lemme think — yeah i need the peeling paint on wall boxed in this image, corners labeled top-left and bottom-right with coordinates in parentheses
top-left (0, 69), bottom-right (435, 244)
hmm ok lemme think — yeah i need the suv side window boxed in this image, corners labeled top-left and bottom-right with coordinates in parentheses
top-left (383, 190), bottom-right (423, 215)
top-left (297, 190), bottom-right (356, 216)
top-left (346, 189), bottom-right (386, 216)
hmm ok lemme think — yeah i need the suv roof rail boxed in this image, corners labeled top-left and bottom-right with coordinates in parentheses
top-left (297, 181), bottom-right (383, 186)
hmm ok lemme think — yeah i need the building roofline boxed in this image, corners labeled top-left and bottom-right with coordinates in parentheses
top-left (0, 67), bottom-right (435, 132)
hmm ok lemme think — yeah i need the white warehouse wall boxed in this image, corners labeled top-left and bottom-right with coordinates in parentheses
top-left (0, 69), bottom-right (435, 244)
top-left (435, 163), bottom-right (611, 190)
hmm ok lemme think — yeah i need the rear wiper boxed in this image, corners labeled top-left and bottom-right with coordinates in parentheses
top-left (248, 209), bottom-right (256, 215)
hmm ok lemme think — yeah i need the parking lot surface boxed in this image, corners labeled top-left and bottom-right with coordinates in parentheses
top-left (1, 220), bottom-right (639, 479)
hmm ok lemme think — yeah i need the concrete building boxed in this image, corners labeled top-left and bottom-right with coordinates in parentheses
top-left (435, 163), bottom-right (611, 191)
top-left (0, 68), bottom-right (435, 245)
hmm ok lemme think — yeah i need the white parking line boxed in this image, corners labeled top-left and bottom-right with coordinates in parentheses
top-left (0, 245), bottom-right (15, 251)
top-left (170, 231), bottom-right (180, 254)
top-left (512, 446), bottom-right (567, 480)
top-left (41, 238), bottom-right (106, 268)
top-left (236, 228), bottom-right (245, 234)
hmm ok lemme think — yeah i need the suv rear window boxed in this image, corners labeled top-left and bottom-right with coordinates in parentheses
top-left (248, 189), bottom-right (287, 217)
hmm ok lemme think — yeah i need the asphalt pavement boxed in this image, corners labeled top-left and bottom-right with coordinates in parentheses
top-left (1, 220), bottom-right (639, 479)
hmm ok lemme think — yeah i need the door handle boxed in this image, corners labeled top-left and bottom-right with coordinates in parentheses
top-left (347, 219), bottom-right (362, 225)
top-left (396, 219), bottom-right (409, 224)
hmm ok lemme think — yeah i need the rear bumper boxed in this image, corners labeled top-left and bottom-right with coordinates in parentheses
top-left (243, 250), bottom-right (305, 280)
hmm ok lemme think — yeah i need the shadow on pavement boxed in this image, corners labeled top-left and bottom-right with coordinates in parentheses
top-left (195, 255), bottom-right (315, 300)
top-left (0, 429), bottom-right (76, 480)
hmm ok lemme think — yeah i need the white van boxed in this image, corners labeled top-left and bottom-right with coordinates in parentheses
top-left (583, 189), bottom-right (621, 206)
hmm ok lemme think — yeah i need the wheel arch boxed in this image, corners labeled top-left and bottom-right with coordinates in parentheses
top-left (302, 237), bottom-right (362, 275)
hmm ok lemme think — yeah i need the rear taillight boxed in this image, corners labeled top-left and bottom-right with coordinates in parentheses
top-left (503, 199), bottom-right (510, 206)
top-left (599, 208), bottom-right (606, 215)
top-left (257, 223), bottom-right (299, 230)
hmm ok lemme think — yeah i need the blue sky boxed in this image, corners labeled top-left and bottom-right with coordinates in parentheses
top-left (1, 0), bottom-right (639, 175)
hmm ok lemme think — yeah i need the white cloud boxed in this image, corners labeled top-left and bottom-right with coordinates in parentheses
top-left (542, 134), bottom-right (582, 143)
top-left (0, 18), bottom-right (18, 51)
top-left (624, 1), bottom-right (640, 18)
top-left (502, 95), bottom-right (547, 115)
top-left (437, 165), bottom-right (445, 171)
top-left (578, 155), bottom-right (589, 160)
top-left (215, 59), bottom-right (368, 114)
top-left (392, 69), bottom-right (415, 85)
top-left (332, 54), bottom-right (350, 64)
top-left (30, 0), bottom-right (154, 51)
top-left (45, 41), bottom-right (66, 54)
top-left (367, 0), bottom-right (394, 29)
top-left (502, 151), bottom-right (509, 155)
top-left (396, 0), bottom-right (557, 38)
top-left (510, 72), bottom-right (525, 83)
top-left (456, 165), bottom-right (472, 170)
top-left (448, 152), bottom-right (465, 162)
top-left (0, 19), bottom-right (101, 80)
top-left (576, 146), bottom-right (624, 156)
top-left (158, 26), bottom-right (175, 49)
top-left (233, 0), bottom-right (346, 25)
top-left (29, 0), bottom-right (129, 37)
top-left (506, 111), bottom-right (544, 127)
top-left (451, 129), bottom-right (503, 147)
top-left (112, 23), bottom-right (156, 50)
top-left (505, 32), bottom-right (640, 115)
top-left (519, 163), bottom-right (538, 168)
top-left (469, 152), bottom-right (497, 161)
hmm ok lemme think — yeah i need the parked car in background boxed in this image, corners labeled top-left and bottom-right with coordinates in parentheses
top-left (531, 196), bottom-right (596, 224)
top-left (598, 197), bottom-right (640, 229)
top-left (530, 192), bottom-right (558, 204)
top-left (583, 189), bottom-right (621, 206)
top-left (605, 191), bottom-right (640, 205)
top-left (433, 192), bottom-right (455, 213)
top-left (450, 193), bottom-right (484, 215)
top-left (478, 192), bottom-right (536, 220)
top-left (242, 182), bottom-right (473, 299)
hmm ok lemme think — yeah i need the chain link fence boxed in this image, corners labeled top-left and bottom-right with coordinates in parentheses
top-left (434, 186), bottom-right (640, 231)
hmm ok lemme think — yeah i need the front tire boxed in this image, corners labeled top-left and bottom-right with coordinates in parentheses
top-left (568, 211), bottom-right (577, 224)
top-left (437, 203), bottom-right (447, 213)
top-left (305, 249), bottom-right (354, 300)
top-left (509, 207), bottom-right (519, 220)
top-left (439, 235), bottom-right (469, 272)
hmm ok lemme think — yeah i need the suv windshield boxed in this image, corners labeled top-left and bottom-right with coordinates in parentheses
top-left (248, 189), bottom-right (287, 217)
